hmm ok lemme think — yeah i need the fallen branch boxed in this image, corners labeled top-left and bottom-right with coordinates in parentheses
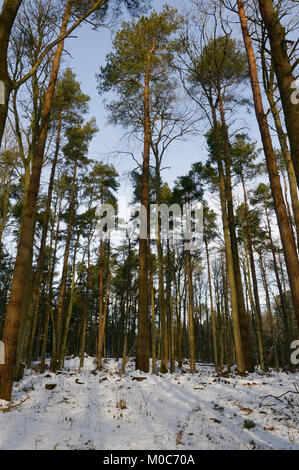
top-left (0, 396), bottom-right (29, 412)
top-left (260, 383), bottom-right (299, 407)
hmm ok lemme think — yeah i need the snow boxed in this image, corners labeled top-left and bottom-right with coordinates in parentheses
top-left (0, 357), bottom-right (298, 450)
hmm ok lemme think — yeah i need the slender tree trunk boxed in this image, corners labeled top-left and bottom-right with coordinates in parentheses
top-left (241, 173), bottom-right (266, 370)
top-left (48, 193), bottom-right (63, 370)
top-left (136, 68), bottom-right (151, 373)
top-left (210, 107), bottom-right (245, 373)
top-left (219, 97), bottom-right (253, 372)
top-left (176, 282), bottom-right (183, 368)
top-left (223, 255), bottom-right (232, 373)
top-left (166, 239), bottom-right (175, 373)
top-left (97, 241), bottom-right (110, 368)
top-left (186, 250), bottom-right (195, 372)
top-left (157, 234), bottom-right (168, 373)
top-left (59, 234), bottom-right (80, 368)
top-left (204, 236), bottom-right (218, 371)
top-left (150, 252), bottom-right (157, 374)
top-left (122, 241), bottom-right (131, 374)
top-left (264, 203), bottom-right (293, 357)
top-left (80, 234), bottom-right (91, 369)
top-left (258, 250), bottom-right (280, 371)
top-left (97, 237), bottom-right (104, 369)
top-left (54, 159), bottom-right (77, 370)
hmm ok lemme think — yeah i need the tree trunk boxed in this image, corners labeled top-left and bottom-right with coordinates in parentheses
top-left (0, 2), bottom-right (71, 400)
top-left (136, 68), bottom-right (150, 373)
top-left (0, 0), bottom-right (23, 147)
top-left (237, 0), bottom-right (299, 337)
top-left (241, 173), bottom-right (266, 370)
top-left (262, 60), bottom-right (299, 251)
top-left (219, 96), bottom-right (253, 372)
top-left (54, 158), bottom-right (77, 370)
top-left (20, 114), bottom-right (62, 373)
top-left (210, 106), bottom-right (245, 374)
top-left (258, 0), bottom-right (299, 188)
top-left (157, 233), bottom-right (168, 373)
top-left (59, 235), bottom-right (80, 368)
top-left (80, 234), bottom-right (91, 369)
top-left (97, 241), bottom-right (110, 368)
top-left (258, 250), bottom-right (280, 371)
top-left (186, 250), bottom-right (195, 372)
top-left (204, 236), bottom-right (218, 371)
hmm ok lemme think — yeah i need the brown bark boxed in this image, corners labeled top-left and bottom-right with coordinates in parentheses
top-left (53, 158), bottom-right (77, 370)
top-left (258, 0), bottom-right (299, 188)
top-left (166, 239), bottom-right (175, 373)
top-left (136, 65), bottom-right (151, 373)
top-left (241, 173), bottom-right (266, 370)
top-left (219, 97), bottom-right (253, 372)
top-left (0, 2), bottom-right (71, 400)
top-left (97, 241), bottom-right (110, 368)
top-left (157, 229), bottom-right (168, 373)
top-left (258, 250), bottom-right (280, 371)
top-left (80, 234), bottom-right (91, 369)
top-left (97, 237), bottom-right (104, 369)
top-left (0, 0), bottom-right (23, 146)
top-left (210, 107), bottom-right (245, 374)
top-left (204, 235), bottom-right (218, 371)
top-left (237, 0), bottom-right (299, 337)
top-left (186, 250), bottom-right (195, 372)
top-left (21, 113), bottom-right (62, 373)
top-left (121, 240), bottom-right (132, 374)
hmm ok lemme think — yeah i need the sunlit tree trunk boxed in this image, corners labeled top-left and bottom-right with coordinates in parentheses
top-left (258, 0), bottom-right (299, 188)
top-left (0, 2), bottom-right (72, 400)
top-left (237, 0), bottom-right (299, 338)
top-left (136, 67), bottom-right (150, 372)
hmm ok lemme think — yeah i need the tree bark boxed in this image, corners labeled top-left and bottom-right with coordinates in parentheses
top-left (54, 158), bottom-right (77, 370)
top-left (136, 66), bottom-right (151, 372)
top-left (0, 0), bottom-right (23, 147)
top-left (219, 97), bottom-right (253, 372)
top-left (0, 2), bottom-right (71, 400)
top-left (237, 0), bottom-right (299, 338)
top-left (258, 0), bottom-right (299, 188)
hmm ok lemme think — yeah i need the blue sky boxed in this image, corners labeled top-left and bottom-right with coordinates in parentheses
top-left (62, 0), bottom-right (266, 202)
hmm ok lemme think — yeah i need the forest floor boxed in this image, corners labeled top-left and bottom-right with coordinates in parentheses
top-left (0, 357), bottom-right (298, 450)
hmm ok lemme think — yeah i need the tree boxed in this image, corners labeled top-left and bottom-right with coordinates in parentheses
top-left (52, 118), bottom-right (98, 371)
top-left (0, 0), bottom-right (147, 401)
top-left (257, 0), bottom-right (299, 188)
top-left (203, 204), bottom-right (219, 371)
top-left (0, 0), bottom-right (114, 148)
top-left (237, 0), bottom-right (299, 340)
top-left (0, 0), bottom-right (23, 145)
top-left (172, 171), bottom-right (203, 372)
top-left (231, 134), bottom-right (267, 371)
top-left (17, 68), bottom-right (91, 376)
top-left (177, 22), bottom-right (252, 372)
top-left (97, 7), bottom-right (182, 372)
top-left (250, 182), bottom-right (296, 368)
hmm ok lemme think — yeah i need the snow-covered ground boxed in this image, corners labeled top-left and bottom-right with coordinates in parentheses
top-left (0, 357), bottom-right (298, 450)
